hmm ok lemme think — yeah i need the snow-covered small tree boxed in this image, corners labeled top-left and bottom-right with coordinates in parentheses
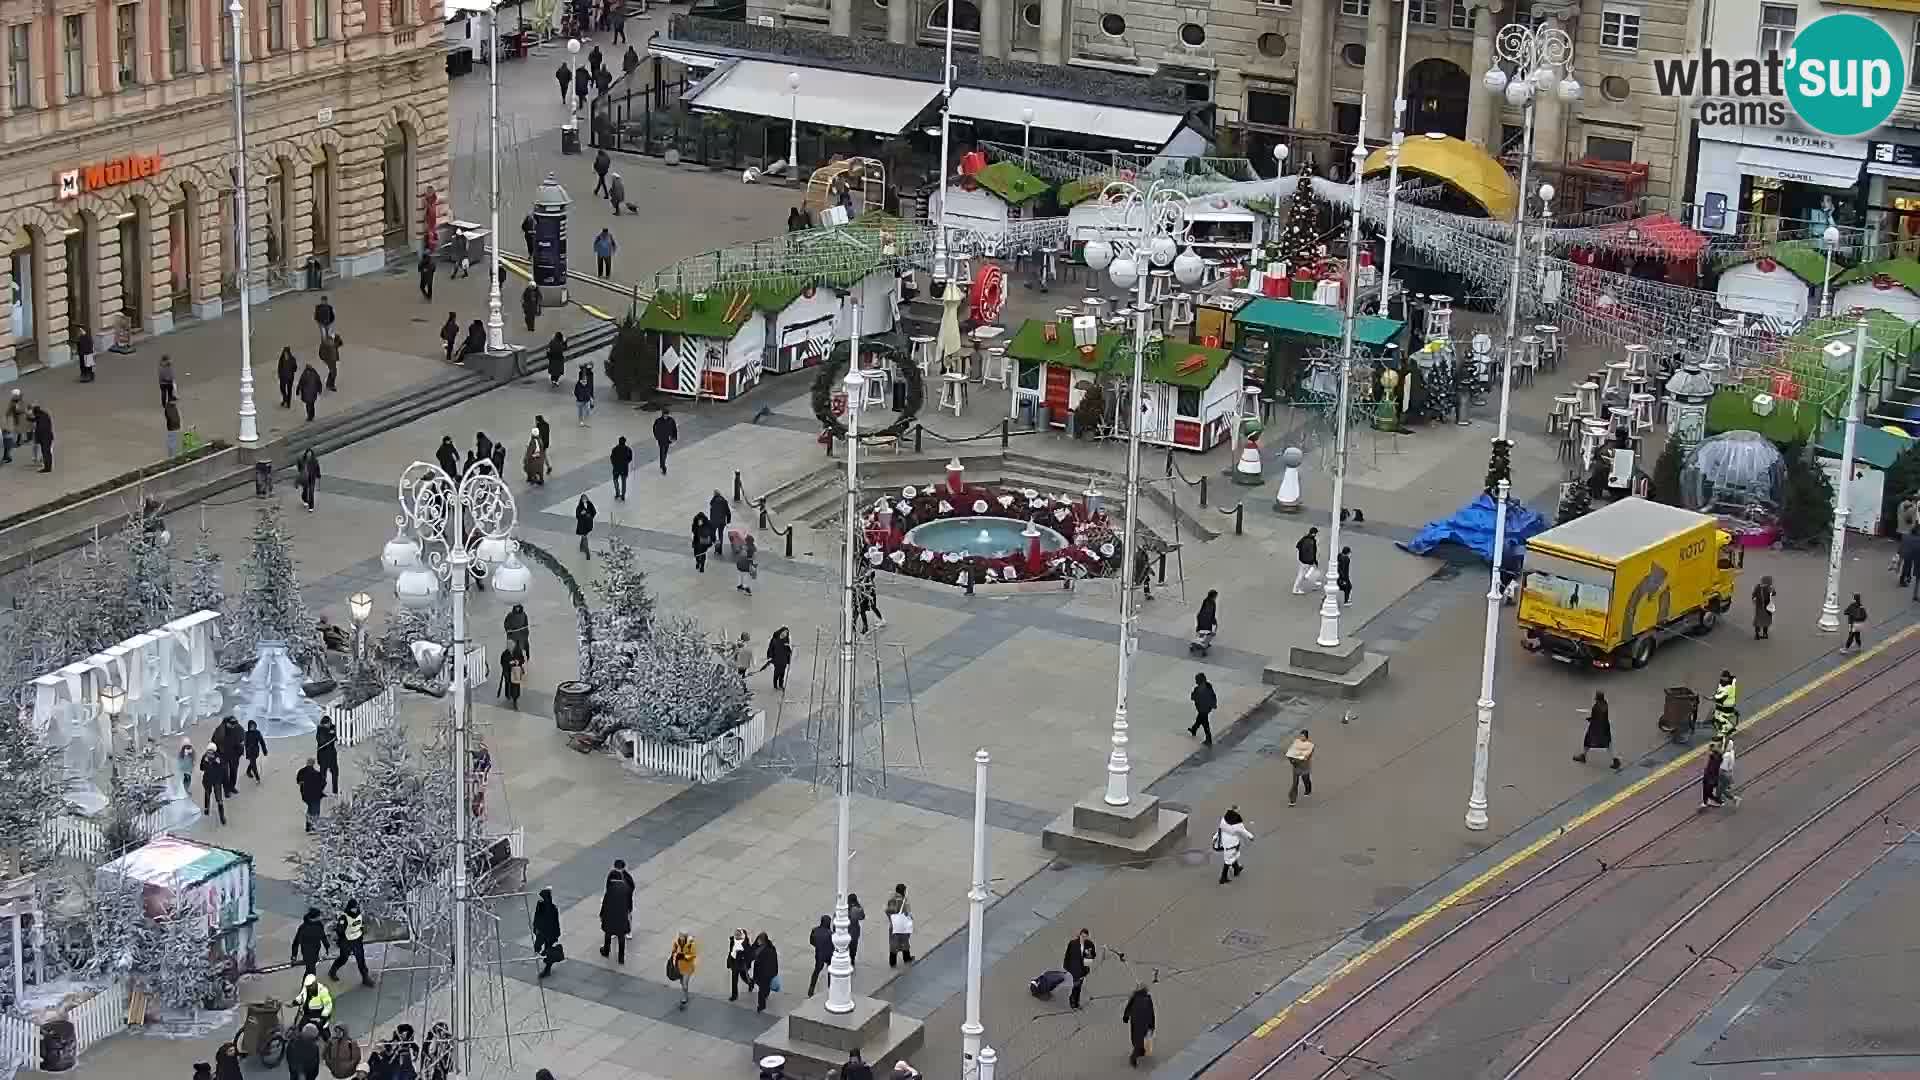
top-left (99, 743), bottom-right (171, 857)
top-left (55, 870), bottom-right (146, 981)
top-left (0, 675), bottom-right (64, 874)
top-left (373, 602), bottom-right (453, 693)
top-left (181, 518), bottom-right (225, 616)
top-left (130, 899), bottom-right (227, 1013)
top-left (592, 614), bottom-right (750, 744)
top-left (584, 539), bottom-right (654, 676)
top-left (115, 505), bottom-right (176, 637)
top-left (67, 542), bottom-right (124, 660)
top-left (224, 504), bottom-right (326, 673)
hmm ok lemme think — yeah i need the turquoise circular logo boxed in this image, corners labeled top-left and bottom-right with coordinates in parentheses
top-left (1785, 13), bottom-right (1905, 137)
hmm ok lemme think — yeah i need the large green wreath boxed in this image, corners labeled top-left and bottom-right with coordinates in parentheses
top-left (812, 339), bottom-right (924, 440)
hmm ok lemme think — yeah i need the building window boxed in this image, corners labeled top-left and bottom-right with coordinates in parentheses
top-left (116, 4), bottom-right (138, 86)
top-left (388, 0), bottom-right (407, 27)
top-left (1100, 11), bottom-right (1125, 36)
top-left (1020, 2), bottom-right (1039, 26)
top-left (1256, 31), bottom-right (1287, 56)
top-left (1409, 0), bottom-right (1440, 25)
top-left (63, 15), bottom-right (85, 99)
top-left (8, 24), bottom-right (31, 110)
top-left (1178, 22), bottom-right (1205, 46)
top-left (1257, 0), bottom-right (1293, 9)
top-left (1600, 73), bottom-right (1632, 99)
top-left (1246, 87), bottom-right (1292, 126)
top-left (1759, 4), bottom-right (1795, 56)
top-left (220, 4), bottom-right (232, 60)
top-left (168, 0), bottom-right (188, 73)
top-left (266, 0), bottom-right (284, 50)
top-left (1334, 101), bottom-right (1360, 134)
top-left (1600, 7), bottom-right (1640, 49)
top-left (1450, 0), bottom-right (1476, 30)
top-left (1500, 123), bottom-right (1524, 153)
top-left (313, 0), bottom-right (329, 40)
top-left (921, 0), bottom-right (980, 43)
top-left (1585, 134), bottom-right (1635, 162)
top-left (1341, 0), bottom-right (1369, 16)
top-left (1341, 43), bottom-right (1366, 66)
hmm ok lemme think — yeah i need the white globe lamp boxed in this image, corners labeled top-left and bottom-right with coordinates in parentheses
top-left (1109, 256), bottom-right (1140, 290)
top-left (1146, 234), bottom-right (1177, 268)
top-left (1483, 66), bottom-right (1509, 94)
top-left (382, 525), bottom-right (421, 573)
top-left (1083, 239), bottom-right (1115, 272)
top-left (1172, 248), bottom-right (1205, 286)
top-left (395, 565), bottom-right (441, 609)
top-left (476, 534), bottom-right (511, 566)
top-left (1505, 79), bottom-right (1532, 106)
top-left (1557, 77), bottom-right (1582, 101)
top-left (492, 550), bottom-right (531, 594)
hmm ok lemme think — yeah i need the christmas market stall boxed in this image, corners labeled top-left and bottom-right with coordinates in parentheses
top-left (1230, 297), bottom-right (1405, 399)
top-left (1361, 134), bottom-right (1517, 219)
top-left (1576, 214), bottom-right (1707, 286)
top-left (1830, 259), bottom-right (1920, 323)
top-left (97, 836), bottom-right (257, 973)
top-left (930, 160), bottom-right (1051, 254)
top-left (1002, 316), bottom-right (1242, 450)
top-left (638, 270), bottom-right (899, 395)
top-left (1712, 243), bottom-right (1830, 328)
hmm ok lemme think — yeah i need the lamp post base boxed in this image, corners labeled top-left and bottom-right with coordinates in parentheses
top-left (755, 994), bottom-right (924, 1080)
top-left (1041, 789), bottom-right (1188, 862)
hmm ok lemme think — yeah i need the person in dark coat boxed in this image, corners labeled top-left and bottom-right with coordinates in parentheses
top-left (217, 716), bottom-right (246, 794)
top-left (215, 1042), bottom-right (243, 1080)
top-left (243, 719), bottom-right (267, 784)
top-left (575, 494), bottom-right (597, 558)
top-left (73, 325), bottom-right (95, 382)
top-left (195, 1060), bottom-right (214, 1080)
top-left (158, 354), bottom-right (176, 406)
top-left (297, 364), bottom-right (324, 421)
top-left (533, 887), bottom-right (561, 978)
top-left (807, 915), bottom-right (834, 996)
top-left (1701, 739), bottom-right (1726, 808)
top-left (607, 172), bottom-right (626, 216)
top-left (1292, 526), bottom-right (1320, 594)
top-left (285, 1023), bottom-right (322, 1080)
top-left (297, 757), bottom-right (326, 832)
top-left (709, 490), bottom-right (732, 542)
top-left (764, 627), bottom-right (792, 691)
top-left (573, 65), bottom-right (589, 111)
top-left (317, 716), bottom-right (340, 794)
top-left (1189, 673), bottom-right (1218, 745)
top-left (199, 743), bottom-right (227, 823)
top-left (292, 907), bottom-right (330, 976)
top-left (653, 405), bottom-right (677, 475)
top-left (297, 448), bottom-right (321, 512)
top-left (622, 45), bottom-right (640, 76)
top-left (1573, 691), bottom-right (1618, 770)
top-left (490, 439), bottom-right (506, 477)
top-left (319, 335), bottom-right (341, 392)
top-left (30, 406), bottom-right (51, 472)
top-left (726, 929), bottom-right (755, 1002)
top-left (475, 431), bottom-right (494, 468)
top-left (692, 512), bottom-right (713, 572)
top-left (504, 603), bottom-right (531, 658)
top-left (1122, 983), bottom-right (1156, 1067)
top-left (574, 366), bottom-right (595, 424)
top-left (593, 148), bottom-right (611, 196)
top-left (436, 436), bottom-right (461, 479)
top-left (1844, 593), bottom-right (1869, 652)
top-left (1337, 545), bottom-right (1354, 605)
top-left (1196, 589), bottom-right (1218, 636)
top-left (418, 250), bottom-right (435, 301)
top-left (314, 294), bottom-right (336, 342)
top-left (609, 437), bottom-right (633, 500)
top-left (546, 332), bottom-right (567, 386)
top-left (458, 320), bottom-right (486, 365)
top-left (599, 859), bottom-right (635, 962)
top-left (1064, 928), bottom-right (1096, 1010)
top-left (750, 932), bottom-right (779, 1013)
top-left (840, 1051), bottom-right (873, 1080)
top-left (277, 347), bottom-right (300, 408)
top-left (534, 414), bottom-right (552, 460)
top-left (440, 313), bottom-right (460, 364)
top-left (520, 212), bottom-right (536, 258)
top-left (587, 43), bottom-right (603, 76)
top-left (554, 60), bottom-right (571, 102)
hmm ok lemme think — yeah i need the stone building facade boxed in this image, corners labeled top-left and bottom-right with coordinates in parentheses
top-left (0, 0), bottom-right (449, 375)
top-left (744, 0), bottom-right (1694, 205)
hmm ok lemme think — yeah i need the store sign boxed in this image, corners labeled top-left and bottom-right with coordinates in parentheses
top-left (1871, 141), bottom-right (1920, 169)
top-left (53, 153), bottom-right (163, 200)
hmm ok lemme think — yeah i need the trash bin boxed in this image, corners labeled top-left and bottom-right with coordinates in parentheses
top-left (254, 459), bottom-right (275, 497)
top-left (1660, 686), bottom-right (1698, 744)
top-left (40, 1018), bottom-right (76, 1072)
top-left (553, 681), bottom-right (594, 732)
top-left (240, 1001), bottom-right (281, 1056)
top-left (561, 125), bottom-right (580, 156)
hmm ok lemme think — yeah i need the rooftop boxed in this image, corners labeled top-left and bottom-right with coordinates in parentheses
top-left (1528, 497), bottom-right (1714, 562)
top-left (1233, 298), bottom-right (1405, 348)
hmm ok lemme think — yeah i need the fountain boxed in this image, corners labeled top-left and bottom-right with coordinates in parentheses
top-left (902, 516), bottom-right (1069, 558)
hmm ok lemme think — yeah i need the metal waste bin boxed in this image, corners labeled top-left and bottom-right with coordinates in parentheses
top-left (1659, 686), bottom-right (1698, 744)
top-left (561, 125), bottom-right (580, 156)
top-left (240, 1001), bottom-right (281, 1056)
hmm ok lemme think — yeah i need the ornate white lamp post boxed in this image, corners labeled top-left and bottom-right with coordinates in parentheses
top-left (1319, 133), bottom-right (1368, 650)
top-left (961, 748), bottom-right (990, 1077)
top-left (1465, 476), bottom-right (1510, 830)
top-left (823, 290), bottom-right (869, 1013)
top-left (1817, 317), bottom-right (1870, 632)
top-left (931, 0), bottom-right (958, 285)
top-left (1821, 224), bottom-right (1841, 317)
top-left (384, 460), bottom-right (530, 1074)
top-left (788, 72), bottom-right (801, 176)
top-left (228, 0), bottom-right (258, 450)
top-left (484, 0), bottom-right (505, 353)
top-left (1376, 0), bottom-right (1413, 314)
top-left (1080, 182), bottom-right (1206, 806)
top-left (1021, 108), bottom-right (1034, 167)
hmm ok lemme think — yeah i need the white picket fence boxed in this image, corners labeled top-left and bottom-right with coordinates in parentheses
top-left (0, 979), bottom-right (131, 1068)
top-left (43, 811), bottom-right (169, 864)
top-left (615, 709), bottom-right (770, 783)
top-left (329, 686), bottom-right (399, 748)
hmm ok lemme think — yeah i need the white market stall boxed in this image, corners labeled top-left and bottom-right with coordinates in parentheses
top-left (762, 269), bottom-right (899, 376)
top-left (1715, 246), bottom-right (1823, 329)
top-left (96, 836), bottom-right (258, 972)
top-left (1003, 317), bottom-right (1242, 450)
top-left (638, 290), bottom-right (771, 401)
top-left (928, 161), bottom-right (1050, 255)
top-left (1184, 197), bottom-right (1265, 263)
top-left (1831, 260), bottom-right (1920, 324)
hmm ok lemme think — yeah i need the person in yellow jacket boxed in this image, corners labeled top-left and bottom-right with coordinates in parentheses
top-left (668, 932), bottom-right (697, 1009)
top-left (1712, 670), bottom-right (1739, 740)
top-left (298, 973), bottom-right (333, 1031)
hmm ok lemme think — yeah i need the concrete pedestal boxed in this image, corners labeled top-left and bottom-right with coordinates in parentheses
top-left (753, 994), bottom-right (925, 1080)
top-left (1041, 789), bottom-right (1188, 862)
top-left (1263, 637), bottom-right (1389, 698)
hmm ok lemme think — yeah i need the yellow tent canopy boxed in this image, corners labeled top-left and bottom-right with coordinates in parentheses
top-left (1361, 135), bottom-right (1516, 219)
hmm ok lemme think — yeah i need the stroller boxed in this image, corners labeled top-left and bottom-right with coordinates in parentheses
top-left (1189, 627), bottom-right (1216, 657)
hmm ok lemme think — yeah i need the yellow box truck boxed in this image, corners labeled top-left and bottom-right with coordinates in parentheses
top-left (1518, 498), bottom-right (1740, 670)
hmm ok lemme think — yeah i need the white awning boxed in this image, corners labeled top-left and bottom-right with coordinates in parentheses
top-left (1868, 160), bottom-right (1920, 181)
top-left (687, 60), bottom-right (939, 136)
top-left (1736, 146), bottom-right (1862, 189)
top-left (948, 86), bottom-right (1183, 147)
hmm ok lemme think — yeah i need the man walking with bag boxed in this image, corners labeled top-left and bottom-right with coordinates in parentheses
top-left (1063, 928), bottom-right (1096, 1010)
top-left (885, 883), bottom-right (913, 966)
top-left (1286, 729), bottom-right (1314, 806)
top-left (1292, 527), bottom-right (1321, 594)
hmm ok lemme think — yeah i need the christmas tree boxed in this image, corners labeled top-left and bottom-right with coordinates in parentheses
top-left (223, 504), bottom-right (326, 673)
top-left (56, 870), bottom-right (147, 979)
top-left (593, 614), bottom-right (751, 745)
top-left (115, 505), bottom-right (176, 637)
top-left (375, 602), bottom-right (454, 693)
top-left (0, 640), bottom-right (65, 872)
top-left (1486, 438), bottom-right (1513, 495)
top-left (99, 742), bottom-right (171, 856)
top-left (1556, 476), bottom-right (1593, 525)
top-left (582, 538), bottom-right (655, 690)
top-left (132, 900), bottom-right (228, 1014)
top-left (1650, 438), bottom-right (1685, 506)
top-left (182, 518), bottom-right (226, 616)
top-left (1280, 168), bottom-right (1319, 273)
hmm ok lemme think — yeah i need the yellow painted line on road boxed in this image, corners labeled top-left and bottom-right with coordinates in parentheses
top-left (1249, 621), bottom-right (1920, 1041)
top-left (578, 303), bottom-right (614, 321)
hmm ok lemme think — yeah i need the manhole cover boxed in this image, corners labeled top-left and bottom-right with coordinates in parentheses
top-left (1221, 930), bottom-right (1268, 951)
top-left (1341, 853), bottom-right (1375, 867)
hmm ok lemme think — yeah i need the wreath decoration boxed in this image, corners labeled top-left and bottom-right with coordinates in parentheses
top-left (812, 339), bottom-right (923, 440)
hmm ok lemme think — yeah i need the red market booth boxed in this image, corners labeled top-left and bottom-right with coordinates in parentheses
top-left (1003, 317), bottom-right (1241, 451)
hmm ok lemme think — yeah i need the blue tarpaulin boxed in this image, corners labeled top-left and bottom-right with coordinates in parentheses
top-left (1401, 492), bottom-right (1549, 564)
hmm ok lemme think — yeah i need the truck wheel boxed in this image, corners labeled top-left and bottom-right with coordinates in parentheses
top-left (1698, 606), bottom-right (1719, 633)
top-left (1630, 636), bottom-right (1655, 669)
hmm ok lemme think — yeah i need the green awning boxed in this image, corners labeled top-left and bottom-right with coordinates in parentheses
top-left (971, 162), bottom-right (1050, 207)
top-left (1833, 257), bottom-right (1920, 293)
top-left (1815, 423), bottom-right (1913, 470)
top-left (1233, 298), bottom-right (1404, 347)
top-left (1003, 319), bottom-right (1230, 387)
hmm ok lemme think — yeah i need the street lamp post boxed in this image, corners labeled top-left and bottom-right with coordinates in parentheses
top-left (823, 299), bottom-right (867, 1014)
top-left (1319, 132), bottom-right (1368, 650)
top-left (1376, 0), bottom-right (1413, 314)
top-left (1465, 476), bottom-right (1510, 831)
top-left (1080, 183), bottom-right (1206, 806)
top-left (1271, 144), bottom-right (1288, 254)
top-left (960, 748), bottom-right (990, 1078)
top-left (484, 0), bottom-right (505, 353)
top-left (1817, 317), bottom-right (1870, 632)
top-left (228, 0), bottom-right (258, 450)
top-left (788, 72), bottom-right (801, 177)
top-left (385, 460), bottom-right (531, 1075)
top-left (566, 38), bottom-right (581, 130)
top-left (1821, 224), bottom-right (1841, 317)
top-left (931, 0), bottom-right (957, 285)
top-left (1021, 108), bottom-right (1034, 168)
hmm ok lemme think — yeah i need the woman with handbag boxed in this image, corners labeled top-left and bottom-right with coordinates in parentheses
top-left (668, 932), bottom-right (698, 1008)
top-left (885, 883), bottom-right (914, 966)
top-left (1751, 575), bottom-right (1776, 640)
top-left (750, 932), bottom-right (779, 1013)
top-left (532, 888), bottom-right (562, 978)
top-left (1214, 806), bottom-right (1253, 885)
top-left (726, 929), bottom-right (754, 1002)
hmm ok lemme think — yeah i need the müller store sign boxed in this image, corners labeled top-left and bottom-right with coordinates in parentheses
top-left (54, 153), bottom-right (163, 200)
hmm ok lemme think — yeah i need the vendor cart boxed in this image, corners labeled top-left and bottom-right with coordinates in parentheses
top-left (1658, 686), bottom-right (1699, 745)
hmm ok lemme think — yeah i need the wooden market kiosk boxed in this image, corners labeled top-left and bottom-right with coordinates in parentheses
top-left (1230, 297), bottom-right (1406, 395)
top-left (1003, 316), bottom-right (1243, 450)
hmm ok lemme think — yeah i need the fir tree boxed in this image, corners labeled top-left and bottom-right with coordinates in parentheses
top-left (1779, 442), bottom-right (1836, 545)
top-left (115, 506), bottom-right (177, 638)
top-left (374, 602), bottom-right (453, 692)
top-left (592, 614), bottom-right (751, 745)
top-left (583, 538), bottom-right (654, 688)
top-left (130, 899), bottom-right (228, 1013)
top-left (56, 871), bottom-right (146, 980)
top-left (99, 742), bottom-right (171, 857)
top-left (1556, 477), bottom-right (1593, 525)
top-left (69, 541), bottom-right (127, 659)
top-left (1651, 438), bottom-right (1686, 506)
top-left (224, 504), bottom-right (326, 673)
top-left (182, 518), bottom-right (226, 616)
top-left (0, 659), bottom-right (64, 873)
top-left (1280, 169), bottom-right (1319, 272)
top-left (1486, 438), bottom-right (1513, 495)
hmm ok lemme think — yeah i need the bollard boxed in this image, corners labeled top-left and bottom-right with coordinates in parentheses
top-left (733, 470), bottom-right (743, 503)
top-left (1199, 475), bottom-right (1209, 508)
top-left (758, 501), bottom-right (769, 529)
top-left (825, 435), bottom-right (835, 459)
top-left (1001, 418), bottom-right (1009, 448)
top-left (1233, 504), bottom-right (1244, 535)
top-left (784, 528), bottom-right (794, 559)
top-left (1156, 551), bottom-right (1167, 585)
top-left (915, 424), bottom-right (924, 454)
top-left (963, 569), bottom-right (975, 596)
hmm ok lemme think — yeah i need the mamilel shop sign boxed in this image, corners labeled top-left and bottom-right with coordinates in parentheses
top-left (54, 153), bottom-right (163, 201)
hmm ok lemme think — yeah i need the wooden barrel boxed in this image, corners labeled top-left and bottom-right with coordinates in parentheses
top-left (40, 1018), bottom-right (76, 1072)
top-left (554, 681), bottom-right (594, 732)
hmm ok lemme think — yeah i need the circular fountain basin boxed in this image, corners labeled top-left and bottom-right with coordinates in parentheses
top-left (902, 516), bottom-right (1068, 558)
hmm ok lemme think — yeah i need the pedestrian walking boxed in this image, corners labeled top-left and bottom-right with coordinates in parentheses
top-left (534, 414), bottom-right (552, 460)
top-left (475, 430), bottom-right (494, 468)
top-left (319, 334), bottom-right (341, 392)
top-left (523, 431), bottom-right (546, 485)
top-left (328, 900), bottom-right (373, 985)
top-left (440, 313), bottom-right (460, 365)
top-left (278, 347), bottom-right (299, 408)
top-left (520, 212), bottom-right (536, 260)
top-left (839, 1051), bottom-right (873, 1080)
top-left (653, 405), bottom-right (677, 474)
top-left (533, 887), bottom-right (562, 978)
top-left (592, 227), bottom-right (615, 277)
top-left (498, 646), bottom-right (523, 708)
top-left (1701, 739), bottom-right (1727, 808)
top-left (490, 438), bottom-right (506, 477)
top-left (314, 294), bottom-right (336, 343)
top-left (1132, 548), bottom-right (1154, 601)
top-left (1573, 691), bottom-right (1619, 770)
top-left (199, 743), bottom-right (227, 823)
top-left (574, 367), bottom-right (594, 424)
top-left (1196, 588), bottom-right (1218, 637)
top-left (885, 883), bottom-right (913, 966)
top-left (709, 488), bottom-right (733, 538)
top-left (1188, 672), bottom-right (1217, 745)
top-left (292, 908), bottom-right (330, 977)
top-left (447, 229), bottom-right (470, 279)
top-left (30, 406), bottom-right (52, 472)
top-left (612, 8), bottom-right (626, 42)
top-left (418, 250), bottom-right (435, 300)
top-left (1214, 805), bottom-right (1252, 883)
top-left (1751, 575), bottom-right (1776, 640)
top-left (504, 603), bottom-right (531, 658)
top-left (735, 534), bottom-right (758, 595)
top-left (1901, 526), bottom-right (1920, 588)
top-left (317, 716), bottom-right (340, 794)
top-left (587, 43), bottom-right (603, 75)
top-left (574, 493), bottom-right (598, 557)
top-left (573, 65), bottom-right (589, 110)
top-left (215, 1042), bottom-right (242, 1080)
top-left (554, 60), bottom-right (571, 102)
top-left (847, 892), bottom-right (864, 965)
top-left (177, 738), bottom-right (195, 796)
top-left (546, 333), bottom-right (567, 387)
top-left (164, 397), bottom-right (183, 458)
top-left (732, 632), bottom-right (753, 684)
top-left (692, 512), bottom-right (713, 572)
top-left (854, 564), bottom-right (886, 632)
top-left (594, 65), bottom-right (611, 99)
top-left (244, 719), bottom-right (266, 783)
top-left (1122, 983), bottom-right (1156, 1068)
top-left (1286, 730), bottom-right (1314, 805)
top-left (764, 627), bottom-right (792, 690)
top-left (622, 44), bottom-right (638, 74)
top-left (297, 757), bottom-right (325, 832)
top-left (607, 172), bottom-right (626, 216)
top-left (297, 448), bottom-right (321, 512)
top-left (668, 932), bottom-right (697, 1008)
top-left (1844, 593), bottom-right (1868, 651)
top-left (2, 387), bottom-right (23, 463)
top-left (158, 354), bottom-right (177, 406)
top-left (599, 859), bottom-right (635, 963)
top-left (592, 149), bottom-right (611, 197)
top-left (1292, 527), bottom-right (1321, 593)
top-left (610, 436), bottom-right (632, 499)
top-left (436, 435), bottom-right (461, 478)
top-left (750, 932), bottom-right (778, 1012)
top-left (807, 915), bottom-right (833, 995)
top-left (458, 320), bottom-right (486, 365)
top-left (1063, 929), bottom-right (1096, 1010)
top-left (73, 324), bottom-right (94, 382)
top-left (521, 282), bottom-right (542, 333)
top-left (1337, 546), bottom-right (1353, 605)
top-left (726, 928), bottom-right (754, 1001)
top-left (287, 1023), bottom-right (322, 1080)
top-left (298, 364), bottom-right (323, 421)
top-left (215, 716), bottom-right (244, 794)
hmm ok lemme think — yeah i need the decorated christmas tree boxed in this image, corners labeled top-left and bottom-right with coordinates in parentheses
top-left (1556, 475), bottom-right (1593, 525)
top-left (99, 742), bottom-right (171, 856)
top-left (223, 504), bottom-right (325, 673)
top-left (1280, 169), bottom-right (1319, 273)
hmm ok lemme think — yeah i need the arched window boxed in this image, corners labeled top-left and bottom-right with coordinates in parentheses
top-left (920, 0), bottom-right (981, 46)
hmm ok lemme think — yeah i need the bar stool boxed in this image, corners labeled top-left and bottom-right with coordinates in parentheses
top-left (939, 372), bottom-right (967, 417)
top-left (1607, 405), bottom-right (1633, 437)
top-left (1701, 360), bottom-right (1727, 387)
top-left (1516, 334), bottom-right (1543, 387)
top-left (950, 252), bottom-right (973, 284)
top-left (909, 335), bottom-right (937, 375)
top-left (1556, 422), bottom-right (1578, 462)
top-left (1426, 295), bottom-right (1454, 340)
top-left (1083, 295), bottom-right (1109, 322)
top-left (1104, 315), bottom-right (1130, 333)
top-left (1038, 246), bottom-right (1060, 291)
top-left (1549, 394), bottom-right (1580, 434)
top-left (983, 346), bottom-right (1008, 389)
top-left (1629, 392), bottom-right (1656, 433)
top-left (1169, 291), bottom-right (1195, 328)
top-left (1575, 380), bottom-right (1601, 417)
top-left (1579, 418), bottom-right (1612, 468)
top-left (1623, 343), bottom-right (1651, 377)
top-left (1148, 268), bottom-right (1174, 305)
top-left (863, 367), bottom-right (887, 407)
top-left (1706, 327), bottom-right (1735, 368)
top-left (1603, 361), bottom-right (1629, 395)
top-left (1534, 325), bottom-right (1561, 373)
